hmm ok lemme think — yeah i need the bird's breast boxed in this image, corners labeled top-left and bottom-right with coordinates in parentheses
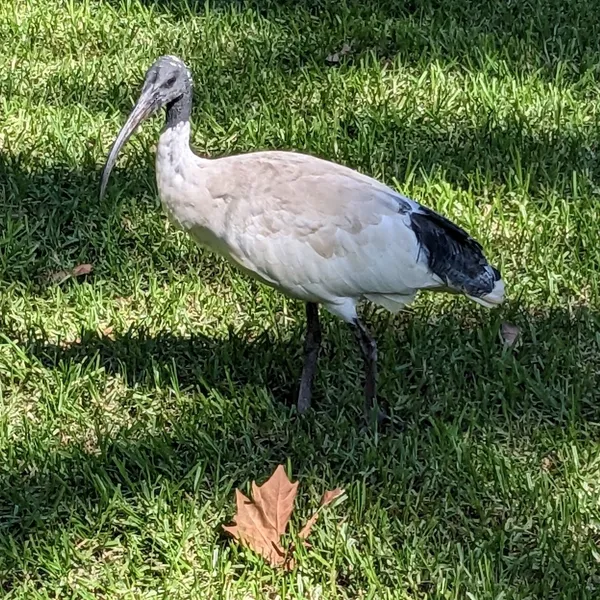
top-left (155, 158), bottom-right (256, 273)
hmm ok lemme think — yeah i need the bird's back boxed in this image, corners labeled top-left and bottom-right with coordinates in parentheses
top-left (156, 137), bottom-right (503, 317)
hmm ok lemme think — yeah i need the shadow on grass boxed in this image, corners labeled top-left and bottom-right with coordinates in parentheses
top-left (1, 97), bottom-right (597, 286)
top-left (1, 0), bottom-right (599, 594)
top-left (0, 304), bottom-right (598, 592)
top-left (95, 0), bottom-right (600, 82)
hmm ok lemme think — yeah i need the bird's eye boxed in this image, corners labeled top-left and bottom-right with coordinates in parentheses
top-left (163, 76), bottom-right (177, 88)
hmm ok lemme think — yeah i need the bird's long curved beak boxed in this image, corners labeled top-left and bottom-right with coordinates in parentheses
top-left (99, 89), bottom-right (158, 200)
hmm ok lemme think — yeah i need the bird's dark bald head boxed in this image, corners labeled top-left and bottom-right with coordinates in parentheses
top-left (99, 55), bottom-right (194, 199)
top-left (141, 55), bottom-right (193, 112)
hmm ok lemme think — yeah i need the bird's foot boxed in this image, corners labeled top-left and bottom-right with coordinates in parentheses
top-left (363, 397), bottom-right (390, 430)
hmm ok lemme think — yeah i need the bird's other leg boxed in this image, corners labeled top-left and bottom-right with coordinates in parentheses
top-left (351, 318), bottom-right (377, 409)
top-left (352, 317), bottom-right (389, 427)
top-left (297, 302), bottom-right (321, 414)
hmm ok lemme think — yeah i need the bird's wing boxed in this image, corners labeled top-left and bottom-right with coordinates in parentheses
top-left (207, 151), bottom-right (442, 303)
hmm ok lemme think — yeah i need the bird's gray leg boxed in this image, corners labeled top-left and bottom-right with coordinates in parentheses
top-left (297, 302), bottom-right (321, 414)
top-left (351, 318), bottom-right (378, 411)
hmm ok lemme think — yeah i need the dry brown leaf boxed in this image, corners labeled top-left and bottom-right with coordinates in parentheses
top-left (224, 468), bottom-right (344, 569)
top-left (298, 512), bottom-right (319, 540)
top-left (48, 263), bottom-right (93, 284)
top-left (72, 263), bottom-right (93, 277)
top-left (500, 322), bottom-right (520, 347)
top-left (321, 488), bottom-right (344, 507)
top-left (298, 487), bottom-right (345, 540)
top-left (223, 465), bottom-right (298, 567)
top-left (48, 270), bottom-right (71, 284)
top-left (223, 489), bottom-right (287, 566)
top-left (251, 464), bottom-right (298, 535)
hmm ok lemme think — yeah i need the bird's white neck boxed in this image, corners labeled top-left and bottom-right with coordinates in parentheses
top-left (156, 119), bottom-right (215, 235)
top-left (157, 120), bottom-right (194, 166)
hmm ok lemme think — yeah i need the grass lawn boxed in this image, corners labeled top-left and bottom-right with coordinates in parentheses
top-left (1, 0), bottom-right (600, 597)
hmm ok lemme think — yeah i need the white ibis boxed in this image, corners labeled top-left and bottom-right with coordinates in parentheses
top-left (100, 55), bottom-right (505, 418)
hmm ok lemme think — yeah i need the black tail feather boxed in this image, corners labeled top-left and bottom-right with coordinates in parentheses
top-left (409, 206), bottom-right (500, 297)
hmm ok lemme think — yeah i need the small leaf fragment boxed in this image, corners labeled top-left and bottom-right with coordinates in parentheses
top-left (500, 322), bottom-right (520, 347)
top-left (283, 555), bottom-right (296, 571)
top-left (321, 488), bottom-right (344, 507)
top-left (72, 263), bottom-right (93, 276)
top-left (48, 263), bottom-right (93, 284)
top-left (48, 270), bottom-right (71, 284)
top-left (298, 488), bottom-right (345, 541)
top-left (326, 42), bottom-right (351, 64)
top-left (298, 512), bottom-right (319, 540)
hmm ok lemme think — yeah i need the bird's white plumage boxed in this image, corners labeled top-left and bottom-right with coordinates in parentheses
top-left (156, 121), bottom-right (488, 322)
top-left (100, 54), bottom-right (505, 415)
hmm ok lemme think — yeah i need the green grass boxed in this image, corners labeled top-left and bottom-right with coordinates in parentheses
top-left (1, 0), bottom-right (600, 597)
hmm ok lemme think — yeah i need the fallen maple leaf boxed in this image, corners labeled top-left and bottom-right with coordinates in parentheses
top-left (500, 322), bottom-right (520, 347)
top-left (224, 467), bottom-right (345, 569)
top-left (298, 487), bottom-right (344, 540)
top-left (223, 489), bottom-right (287, 566)
top-left (223, 465), bottom-right (298, 567)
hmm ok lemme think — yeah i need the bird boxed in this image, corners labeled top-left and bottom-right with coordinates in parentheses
top-left (100, 55), bottom-right (505, 419)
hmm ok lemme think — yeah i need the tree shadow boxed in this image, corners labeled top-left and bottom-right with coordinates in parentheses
top-left (34, 327), bottom-right (305, 402)
top-left (0, 304), bottom-right (599, 592)
top-left (2, 0), bottom-right (598, 289)
top-left (2, 0), bottom-right (600, 591)
top-left (95, 0), bottom-right (600, 82)
top-left (1, 95), bottom-right (597, 286)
